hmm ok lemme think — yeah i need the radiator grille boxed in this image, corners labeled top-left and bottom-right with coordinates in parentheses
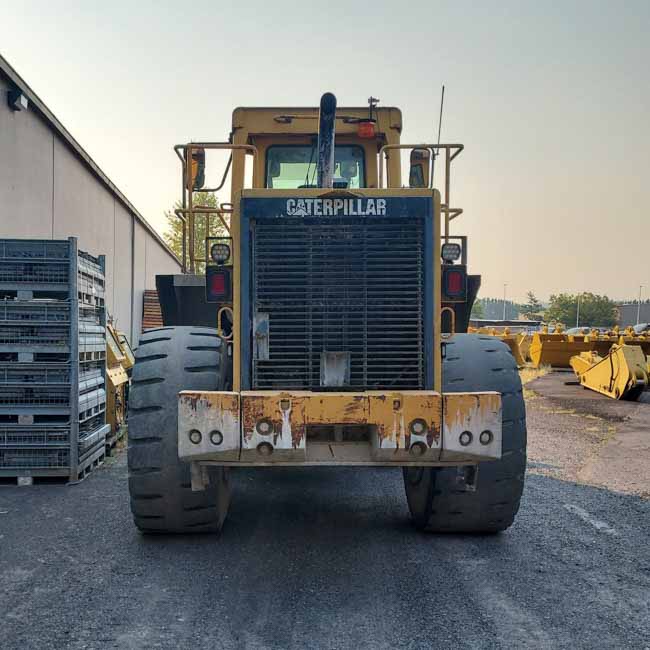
top-left (252, 216), bottom-right (425, 390)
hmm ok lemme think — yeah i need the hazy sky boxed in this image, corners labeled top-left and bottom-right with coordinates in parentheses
top-left (2, 0), bottom-right (649, 302)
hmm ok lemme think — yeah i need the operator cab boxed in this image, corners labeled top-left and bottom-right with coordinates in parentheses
top-left (228, 99), bottom-right (403, 190)
top-left (266, 144), bottom-right (365, 189)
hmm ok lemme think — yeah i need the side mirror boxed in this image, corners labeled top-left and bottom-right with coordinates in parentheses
top-left (187, 147), bottom-right (206, 190)
top-left (409, 148), bottom-right (431, 188)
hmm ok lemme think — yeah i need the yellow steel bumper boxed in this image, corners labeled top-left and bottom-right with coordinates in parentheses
top-left (178, 390), bottom-right (502, 466)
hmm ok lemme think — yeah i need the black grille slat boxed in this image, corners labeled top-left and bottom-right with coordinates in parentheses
top-left (252, 215), bottom-right (424, 390)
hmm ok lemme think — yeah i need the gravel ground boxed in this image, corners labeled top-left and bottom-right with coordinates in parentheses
top-left (527, 372), bottom-right (650, 497)
top-left (1, 438), bottom-right (649, 649)
top-left (526, 391), bottom-right (617, 484)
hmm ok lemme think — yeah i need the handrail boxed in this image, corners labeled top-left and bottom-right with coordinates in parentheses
top-left (217, 306), bottom-right (234, 341)
top-left (174, 207), bottom-right (231, 235)
top-left (378, 143), bottom-right (464, 242)
top-left (441, 306), bottom-right (456, 339)
top-left (173, 142), bottom-right (258, 272)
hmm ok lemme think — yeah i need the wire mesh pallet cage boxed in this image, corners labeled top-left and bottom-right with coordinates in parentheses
top-left (0, 237), bottom-right (109, 481)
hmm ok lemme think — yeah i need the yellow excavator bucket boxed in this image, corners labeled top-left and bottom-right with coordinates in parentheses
top-left (469, 326), bottom-right (527, 366)
top-left (529, 325), bottom-right (630, 369)
top-left (617, 334), bottom-right (650, 356)
top-left (570, 344), bottom-right (648, 400)
top-left (529, 332), bottom-right (594, 368)
top-left (569, 351), bottom-right (597, 376)
top-left (501, 334), bottom-right (526, 367)
top-left (517, 333), bottom-right (531, 362)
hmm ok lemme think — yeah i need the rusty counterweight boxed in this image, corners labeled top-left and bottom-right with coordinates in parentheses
top-left (178, 390), bottom-right (501, 467)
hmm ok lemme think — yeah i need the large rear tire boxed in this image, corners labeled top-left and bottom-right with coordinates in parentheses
top-left (403, 334), bottom-right (526, 533)
top-left (128, 326), bottom-right (231, 534)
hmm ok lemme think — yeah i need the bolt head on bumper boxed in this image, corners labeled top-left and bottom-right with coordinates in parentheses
top-left (178, 390), bottom-right (502, 465)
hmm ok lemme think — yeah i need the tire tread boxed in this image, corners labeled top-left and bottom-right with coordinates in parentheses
top-left (127, 326), bottom-right (230, 534)
top-left (405, 334), bottom-right (526, 533)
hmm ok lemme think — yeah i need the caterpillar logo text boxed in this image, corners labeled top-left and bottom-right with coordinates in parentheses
top-left (286, 198), bottom-right (387, 217)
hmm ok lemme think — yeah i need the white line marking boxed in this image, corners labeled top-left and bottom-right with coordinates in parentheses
top-left (564, 504), bottom-right (619, 536)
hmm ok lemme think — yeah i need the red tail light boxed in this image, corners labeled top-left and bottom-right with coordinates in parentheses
top-left (210, 273), bottom-right (225, 294)
top-left (444, 268), bottom-right (466, 298)
top-left (206, 266), bottom-right (232, 302)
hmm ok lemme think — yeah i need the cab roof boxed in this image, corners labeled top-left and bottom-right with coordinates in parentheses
top-left (232, 106), bottom-right (403, 137)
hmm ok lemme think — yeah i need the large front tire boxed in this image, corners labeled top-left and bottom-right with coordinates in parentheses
top-left (128, 326), bottom-right (231, 534)
top-left (404, 334), bottom-right (526, 533)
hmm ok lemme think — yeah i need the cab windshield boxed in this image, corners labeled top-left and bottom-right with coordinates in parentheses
top-left (265, 145), bottom-right (365, 189)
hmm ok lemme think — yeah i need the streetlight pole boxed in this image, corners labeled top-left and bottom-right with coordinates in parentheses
top-left (502, 283), bottom-right (507, 321)
top-left (637, 285), bottom-right (644, 325)
top-left (576, 293), bottom-right (581, 328)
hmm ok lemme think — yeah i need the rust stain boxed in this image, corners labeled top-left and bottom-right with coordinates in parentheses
top-left (343, 402), bottom-right (359, 415)
top-left (180, 394), bottom-right (202, 412)
top-left (292, 423), bottom-right (305, 448)
top-left (243, 398), bottom-right (266, 442)
top-left (180, 393), bottom-right (235, 415)
top-left (443, 393), bottom-right (500, 433)
top-left (427, 423), bottom-right (441, 446)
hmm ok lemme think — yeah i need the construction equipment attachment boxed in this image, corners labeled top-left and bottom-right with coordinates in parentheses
top-left (570, 344), bottom-right (649, 400)
top-left (530, 326), bottom-right (621, 369)
top-left (530, 328), bottom-right (591, 368)
top-left (497, 328), bottom-right (526, 367)
top-left (517, 332), bottom-right (531, 363)
top-left (618, 329), bottom-right (650, 356)
top-left (467, 326), bottom-right (527, 367)
top-left (105, 323), bottom-right (130, 449)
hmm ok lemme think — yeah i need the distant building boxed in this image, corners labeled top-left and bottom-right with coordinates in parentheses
top-left (469, 319), bottom-right (541, 330)
top-left (617, 302), bottom-right (650, 327)
top-left (0, 54), bottom-right (180, 344)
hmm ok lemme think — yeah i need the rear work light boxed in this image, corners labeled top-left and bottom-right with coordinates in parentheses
top-left (206, 266), bottom-right (232, 303)
top-left (443, 267), bottom-right (466, 299)
top-left (441, 242), bottom-right (461, 262)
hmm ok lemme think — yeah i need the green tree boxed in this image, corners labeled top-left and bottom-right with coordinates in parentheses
top-left (470, 299), bottom-right (485, 319)
top-left (545, 292), bottom-right (616, 327)
top-left (523, 290), bottom-right (542, 317)
top-left (163, 192), bottom-right (228, 273)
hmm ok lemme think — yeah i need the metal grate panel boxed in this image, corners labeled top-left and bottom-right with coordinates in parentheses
top-left (252, 216), bottom-right (425, 390)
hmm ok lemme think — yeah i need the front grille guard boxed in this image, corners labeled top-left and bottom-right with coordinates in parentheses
top-left (251, 215), bottom-right (426, 391)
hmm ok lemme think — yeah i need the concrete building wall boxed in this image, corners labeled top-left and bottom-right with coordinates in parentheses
top-left (113, 203), bottom-right (134, 338)
top-left (0, 77), bottom-right (54, 239)
top-left (133, 221), bottom-right (147, 340)
top-left (618, 303), bottom-right (650, 327)
top-left (0, 59), bottom-right (180, 345)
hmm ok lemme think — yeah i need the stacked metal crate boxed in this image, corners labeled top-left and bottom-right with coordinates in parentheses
top-left (0, 237), bottom-right (110, 481)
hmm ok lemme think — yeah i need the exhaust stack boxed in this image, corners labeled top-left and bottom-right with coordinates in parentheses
top-left (317, 92), bottom-right (337, 188)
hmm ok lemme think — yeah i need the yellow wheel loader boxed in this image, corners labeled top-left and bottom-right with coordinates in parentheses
top-left (128, 94), bottom-right (526, 534)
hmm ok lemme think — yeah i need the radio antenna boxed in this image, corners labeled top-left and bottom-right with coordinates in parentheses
top-left (436, 84), bottom-right (445, 148)
top-left (430, 85), bottom-right (445, 186)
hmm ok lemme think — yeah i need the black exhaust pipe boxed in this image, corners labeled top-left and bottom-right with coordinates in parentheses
top-left (317, 92), bottom-right (337, 188)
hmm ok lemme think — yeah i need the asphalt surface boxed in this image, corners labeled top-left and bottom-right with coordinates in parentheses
top-left (1, 451), bottom-right (649, 649)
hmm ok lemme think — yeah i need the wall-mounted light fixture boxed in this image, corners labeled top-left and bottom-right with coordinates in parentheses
top-left (8, 88), bottom-right (28, 111)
